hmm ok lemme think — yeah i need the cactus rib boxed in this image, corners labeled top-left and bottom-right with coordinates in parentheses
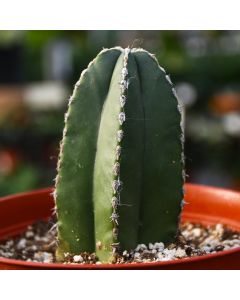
top-left (110, 48), bottom-right (130, 254)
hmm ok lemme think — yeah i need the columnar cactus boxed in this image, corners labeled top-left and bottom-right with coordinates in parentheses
top-left (54, 47), bottom-right (185, 263)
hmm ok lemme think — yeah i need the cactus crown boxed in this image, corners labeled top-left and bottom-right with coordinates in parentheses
top-left (54, 47), bottom-right (185, 262)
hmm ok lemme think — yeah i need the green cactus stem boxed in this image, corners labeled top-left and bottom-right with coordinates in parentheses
top-left (54, 47), bottom-right (185, 263)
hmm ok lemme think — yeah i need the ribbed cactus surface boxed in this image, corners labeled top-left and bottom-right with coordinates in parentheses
top-left (55, 47), bottom-right (184, 262)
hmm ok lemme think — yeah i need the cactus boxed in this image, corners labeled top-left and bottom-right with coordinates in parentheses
top-left (54, 47), bottom-right (185, 263)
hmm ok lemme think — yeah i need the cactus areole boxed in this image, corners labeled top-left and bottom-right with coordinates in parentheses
top-left (54, 47), bottom-right (185, 263)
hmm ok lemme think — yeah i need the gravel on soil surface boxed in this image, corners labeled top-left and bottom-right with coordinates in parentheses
top-left (0, 220), bottom-right (239, 264)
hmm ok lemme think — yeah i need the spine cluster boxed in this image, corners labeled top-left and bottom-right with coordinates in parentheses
top-left (110, 48), bottom-right (130, 252)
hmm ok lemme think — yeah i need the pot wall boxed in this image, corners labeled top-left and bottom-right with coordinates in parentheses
top-left (0, 184), bottom-right (239, 269)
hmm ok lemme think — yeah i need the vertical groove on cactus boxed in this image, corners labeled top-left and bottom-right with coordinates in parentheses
top-left (109, 48), bottom-right (130, 255)
top-left (55, 47), bottom-right (184, 263)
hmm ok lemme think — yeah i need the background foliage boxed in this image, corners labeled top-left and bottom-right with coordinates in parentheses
top-left (0, 30), bottom-right (240, 196)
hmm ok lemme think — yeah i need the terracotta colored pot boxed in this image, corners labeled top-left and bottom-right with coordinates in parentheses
top-left (0, 183), bottom-right (239, 270)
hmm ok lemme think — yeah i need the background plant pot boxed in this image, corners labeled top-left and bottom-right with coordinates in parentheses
top-left (0, 183), bottom-right (239, 270)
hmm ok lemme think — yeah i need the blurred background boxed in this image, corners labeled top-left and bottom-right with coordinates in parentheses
top-left (0, 30), bottom-right (240, 196)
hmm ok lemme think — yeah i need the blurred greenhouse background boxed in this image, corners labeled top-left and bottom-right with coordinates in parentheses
top-left (0, 30), bottom-right (240, 196)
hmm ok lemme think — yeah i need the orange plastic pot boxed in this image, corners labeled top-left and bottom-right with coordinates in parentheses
top-left (0, 183), bottom-right (239, 270)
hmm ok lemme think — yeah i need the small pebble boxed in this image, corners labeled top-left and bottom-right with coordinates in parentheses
top-left (16, 239), bottom-right (27, 250)
top-left (153, 242), bottom-right (164, 251)
top-left (34, 252), bottom-right (53, 263)
top-left (25, 231), bottom-right (34, 239)
top-left (134, 252), bottom-right (141, 259)
top-left (215, 245), bottom-right (224, 251)
top-left (175, 248), bottom-right (186, 258)
top-left (148, 243), bottom-right (154, 250)
top-left (73, 255), bottom-right (83, 263)
top-left (192, 228), bottom-right (201, 238)
top-left (202, 246), bottom-right (212, 253)
top-left (156, 253), bottom-right (164, 260)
